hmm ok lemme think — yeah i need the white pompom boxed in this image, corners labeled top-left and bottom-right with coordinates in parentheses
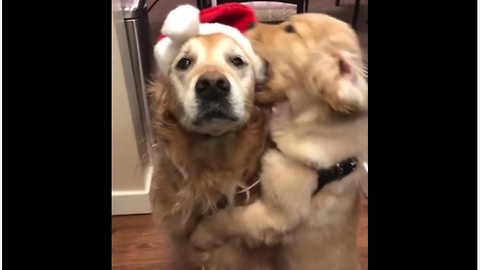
top-left (161, 5), bottom-right (200, 44)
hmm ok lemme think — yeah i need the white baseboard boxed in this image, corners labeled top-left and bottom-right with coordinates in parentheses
top-left (112, 165), bottom-right (153, 216)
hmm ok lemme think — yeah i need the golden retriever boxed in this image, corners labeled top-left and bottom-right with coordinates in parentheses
top-left (148, 30), bottom-right (275, 269)
top-left (190, 14), bottom-right (368, 270)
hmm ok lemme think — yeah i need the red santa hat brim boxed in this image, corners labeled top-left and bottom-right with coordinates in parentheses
top-left (199, 3), bottom-right (256, 34)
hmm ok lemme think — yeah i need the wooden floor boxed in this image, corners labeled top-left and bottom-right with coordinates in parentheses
top-left (112, 195), bottom-right (368, 270)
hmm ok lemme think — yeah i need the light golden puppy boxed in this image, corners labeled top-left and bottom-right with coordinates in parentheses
top-left (149, 23), bottom-right (275, 270)
top-left (190, 14), bottom-right (368, 270)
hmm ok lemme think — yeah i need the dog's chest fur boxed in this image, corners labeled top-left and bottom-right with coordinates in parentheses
top-left (158, 123), bottom-right (268, 221)
top-left (271, 109), bottom-right (367, 234)
top-left (273, 115), bottom-right (367, 170)
top-left (190, 133), bottom-right (239, 166)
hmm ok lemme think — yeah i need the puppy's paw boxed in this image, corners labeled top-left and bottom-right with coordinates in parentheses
top-left (263, 228), bottom-right (283, 246)
top-left (201, 265), bottom-right (223, 270)
top-left (242, 235), bottom-right (262, 248)
top-left (190, 224), bottom-right (224, 251)
top-left (183, 243), bottom-right (211, 267)
top-left (242, 229), bottom-right (282, 248)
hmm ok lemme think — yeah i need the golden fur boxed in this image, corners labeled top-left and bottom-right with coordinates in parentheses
top-left (190, 14), bottom-right (368, 270)
top-left (149, 33), bottom-right (274, 270)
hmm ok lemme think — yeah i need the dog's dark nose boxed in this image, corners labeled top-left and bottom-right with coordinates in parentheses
top-left (247, 22), bottom-right (256, 30)
top-left (195, 71), bottom-right (230, 99)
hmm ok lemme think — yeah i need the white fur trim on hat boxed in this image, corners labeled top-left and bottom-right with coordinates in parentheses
top-left (154, 4), bottom-right (265, 82)
top-left (154, 37), bottom-right (180, 77)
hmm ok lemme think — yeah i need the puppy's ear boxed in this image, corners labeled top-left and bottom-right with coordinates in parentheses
top-left (332, 51), bottom-right (368, 112)
top-left (307, 50), bottom-right (368, 113)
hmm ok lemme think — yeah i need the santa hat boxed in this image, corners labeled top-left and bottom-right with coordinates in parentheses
top-left (154, 3), bottom-right (265, 82)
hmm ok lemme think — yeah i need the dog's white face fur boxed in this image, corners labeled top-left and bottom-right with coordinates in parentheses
top-left (167, 33), bottom-right (261, 136)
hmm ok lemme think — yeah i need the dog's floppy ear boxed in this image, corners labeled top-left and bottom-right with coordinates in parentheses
top-left (306, 50), bottom-right (368, 113)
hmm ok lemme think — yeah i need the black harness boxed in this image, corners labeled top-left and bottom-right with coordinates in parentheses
top-left (212, 142), bottom-right (358, 211)
top-left (271, 141), bottom-right (358, 195)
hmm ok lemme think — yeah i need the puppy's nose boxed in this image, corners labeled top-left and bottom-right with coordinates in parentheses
top-left (195, 71), bottom-right (231, 100)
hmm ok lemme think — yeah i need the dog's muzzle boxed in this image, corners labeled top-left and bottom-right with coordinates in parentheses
top-left (193, 71), bottom-right (237, 125)
top-left (195, 71), bottom-right (231, 100)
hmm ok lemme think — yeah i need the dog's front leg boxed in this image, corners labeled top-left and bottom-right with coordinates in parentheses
top-left (191, 200), bottom-right (291, 250)
top-left (170, 234), bottom-right (211, 269)
top-left (191, 150), bottom-right (318, 251)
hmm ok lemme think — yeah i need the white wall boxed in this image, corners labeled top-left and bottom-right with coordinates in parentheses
top-left (111, 6), bottom-right (152, 215)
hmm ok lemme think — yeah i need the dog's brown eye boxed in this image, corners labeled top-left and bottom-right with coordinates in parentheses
top-left (176, 57), bottom-right (192, 70)
top-left (284, 24), bottom-right (295, 33)
top-left (231, 57), bottom-right (245, 68)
